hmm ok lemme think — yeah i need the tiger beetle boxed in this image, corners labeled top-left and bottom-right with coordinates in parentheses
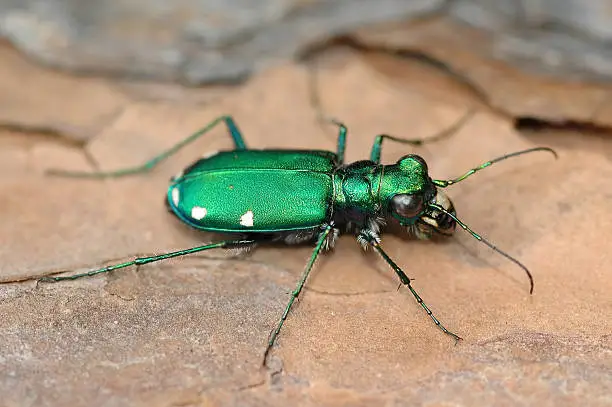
top-left (41, 111), bottom-right (556, 363)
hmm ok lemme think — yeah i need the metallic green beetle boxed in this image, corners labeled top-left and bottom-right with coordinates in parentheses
top-left (43, 114), bottom-right (556, 361)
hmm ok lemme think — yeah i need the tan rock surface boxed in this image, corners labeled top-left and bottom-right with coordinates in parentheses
top-left (0, 46), bottom-right (610, 407)
top-left (353, 17), bottom-right (612, 127)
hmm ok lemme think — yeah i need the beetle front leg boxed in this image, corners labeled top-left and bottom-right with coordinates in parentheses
top-left (358, 231), bottom-right (462, 342)
top-left (46, 115), bottom-right (248, 178)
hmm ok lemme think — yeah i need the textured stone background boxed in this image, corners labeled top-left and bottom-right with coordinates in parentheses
top-left (1, 3), bottom-right (612, 406)
top-left (1, 0), bottom-right (612, 84)
top-left (0, 40), bottom-right (611, 406)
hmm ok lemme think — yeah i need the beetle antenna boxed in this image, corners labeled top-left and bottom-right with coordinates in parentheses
top-left (432, 147), bottom-right (557, 187)
top-left (429, 203), bottom-right (535, 294)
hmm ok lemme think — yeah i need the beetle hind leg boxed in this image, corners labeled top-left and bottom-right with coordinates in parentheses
top-left (46, 115), bottom-right (249, 179)
top-left (38, 238), bottom-right (257, 283)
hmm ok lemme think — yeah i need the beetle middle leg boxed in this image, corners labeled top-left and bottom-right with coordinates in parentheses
top-left (319, 119), bottom-right (349, 164)
top-left (369, 108), bottom-right (476, 163)
top-left (264, 224), bottom-right (333, 364)
top-left (305, 53), bottom-right (475, 165)
top-left (358, 231), bottom-right (462, 342)
top-left (46, 115), bottom-right (248, 179)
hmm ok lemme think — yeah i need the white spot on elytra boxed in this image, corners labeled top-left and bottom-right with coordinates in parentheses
top-left (240, 210), bottom-right (254, 227)
top-left (172, 188), bottom-right (180, 206)
top-left (191, 206), bottom-right (207, 220)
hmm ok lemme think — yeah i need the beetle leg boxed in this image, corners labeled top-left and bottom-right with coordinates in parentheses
top-left (305, 60), bottom-right (349, 164)
top-left (369, 108), bottom-right (476, 163)
top-left (38, 239), bottom-right (257, 282)
top-left (264, 224), bottom-right (333, 364)
top-left (46, 115), bottom-right (248, 178)
top-left (358, 231), bottom-right (462, 342)
top-left (332, 120), bottom-right (348, 165)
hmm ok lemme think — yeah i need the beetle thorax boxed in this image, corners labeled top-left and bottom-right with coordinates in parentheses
top-left (332, 161), bottom-right (383, 229)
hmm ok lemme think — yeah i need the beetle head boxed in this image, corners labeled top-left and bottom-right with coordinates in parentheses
top-left (384, 146), bottom-right (557, 293)
top-left (385, 155), bottom-right (456, 238)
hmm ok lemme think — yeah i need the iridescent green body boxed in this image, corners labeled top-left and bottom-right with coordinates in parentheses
top-left (333, 156), bottom-right (435, 228)
top-left (168, 150), bottom-right (336, 232)
top-left (167, 149), bottom-right (434, 234)
top-left (40, 114), bottom-right (556, 365)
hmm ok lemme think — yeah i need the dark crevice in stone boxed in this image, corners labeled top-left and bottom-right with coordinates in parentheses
top-left (301, 34), bottom-right (612, 137)
top-left (299, 34), bottom-right (493, 109)
top-left (514, 116), bottom-right (612, 135)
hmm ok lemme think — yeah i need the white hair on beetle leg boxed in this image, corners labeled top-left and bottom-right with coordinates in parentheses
top-left (357, 229), bottom-right (380, 250)
top-left (367, 216), bottom-right (386, 235)
top-left (322, 227), bottom-right (340, 251)
top-left (284, 230), bottom-right (316, 245)
top-left (227, 243), bottom-right (257, 257)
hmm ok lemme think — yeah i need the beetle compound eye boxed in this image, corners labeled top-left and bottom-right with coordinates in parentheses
top-left (391, 194), bottom-right (424, 218)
